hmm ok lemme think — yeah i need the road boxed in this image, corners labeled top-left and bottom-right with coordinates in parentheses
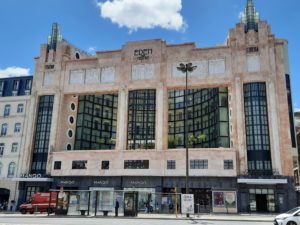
top-left (0, 217), bottom-right (273, 225)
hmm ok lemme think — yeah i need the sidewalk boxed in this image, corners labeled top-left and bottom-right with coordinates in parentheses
top-left (0, 211), bottom-right (275, 222)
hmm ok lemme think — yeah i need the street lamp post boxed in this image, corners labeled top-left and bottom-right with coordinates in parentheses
top-left (177, 63), bottom-right (197, 218)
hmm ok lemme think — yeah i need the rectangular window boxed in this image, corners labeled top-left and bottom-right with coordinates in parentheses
top-left (13, 80), bottom-right (19, 90)
top-left (74, 94), bottom-right (118, 150)
top-left (127, 90), bottom-right (156, 150)
top-left (190, 160), bottom-right (208, 169)
top-left (0, 80), bottom-right (4, 96)
top-left (101, 160), bottom-right (109, 170)
top-left (17, 104), bottom-right (24, 113)
top-left (0, 143), bottom-right (4, 156)
top-left (54, 161), bottom-right (61, 170)
top-left (224, 160), bottom-right (234, 169)
top-left (167, 160), bottom-right (176, 170)
top-left (25, 79), bottom-right (32, 90)
top-left (168, 88), bottom-right (229, 149)
top-left (244, 83), bottom-right (272, 174)
top-left (72, 160), bottom-right (87, 169)
top-left (285, 74), bottom-right (296, 148)
top-left (124, 160), bottom-right (149, 169)
top-left (14, 123), bottom-right (21, 133)
top-left (4, 104), bottom-right (10, 117)
top-left (11, 143), bottom-right (18, 153)
top-left (31, 95), bottom-right (54, 174)
top-left (1, 124), bottom-right (8, 136)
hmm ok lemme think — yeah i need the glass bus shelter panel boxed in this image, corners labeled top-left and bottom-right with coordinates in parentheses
top-left (67, 191), bottom-right (89, 216)
top-left (124, 192), bottom-right (139, 217)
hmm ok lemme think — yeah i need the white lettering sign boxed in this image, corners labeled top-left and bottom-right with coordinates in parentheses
top-left (20, 174), bottom-right (42, 178)
top-left (130, 180), bottom-right (147, 185)
top-left (60, 180), bottom-right (75, 185)
top-left (94, 180), bottom-right (109, 185)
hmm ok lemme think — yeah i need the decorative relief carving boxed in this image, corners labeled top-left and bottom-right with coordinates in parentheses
top-left (69, 70), bottom-right (85, 84)
top-left (85, 68), bottom-right (99, 84)
top-left (191, 60), bottom-right (208, 77)
top-left (247, 54), bottom-right (260, 72)
top-left (68, 67), bottom-right (116, 85)
top-left (209, 59), bottom-right (225, 75)
top-left (132, 64), bottom-right (155, 80)
top-left (172, 59), bottom-right (226, 78)
top-left (101, 67), bottom-right (116, 83)
top-left (43, 72), bottom-right (55, 86)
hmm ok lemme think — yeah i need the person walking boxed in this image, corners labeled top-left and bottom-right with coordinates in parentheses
top-left (115, 199), bottom-right (119, 217)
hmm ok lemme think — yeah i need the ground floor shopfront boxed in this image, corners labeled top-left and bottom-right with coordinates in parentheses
top-left (0, 180), bottom-right (19, 211)
top-left (16, 176), bottom-right (296, 214)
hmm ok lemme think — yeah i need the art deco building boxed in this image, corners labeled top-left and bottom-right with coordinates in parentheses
top-left (0, 76), bottom-right (32, 207)
top-left (17, 1), bottom-right (297, 213)
top-left (294, 111), bottom-right (300, 192)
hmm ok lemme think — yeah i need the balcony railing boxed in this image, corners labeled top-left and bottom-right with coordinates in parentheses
top-left (239, 169), bottom-right (280, 178)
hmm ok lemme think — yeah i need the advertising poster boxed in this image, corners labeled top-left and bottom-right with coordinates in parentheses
top-left (213, 192), bottom-right (224, 207)
top-left (225, 192), bottom-right (236, 208)
top-left (181, 194), bottom-right (194, 214)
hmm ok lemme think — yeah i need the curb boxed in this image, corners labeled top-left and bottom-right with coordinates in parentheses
top-left (0, 214), bottom-right (274, 222)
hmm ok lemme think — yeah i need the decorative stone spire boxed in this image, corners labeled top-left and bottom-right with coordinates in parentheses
top-left (47, 23), bottom-right (63, 51)
top-left (240, 0), bottom-right (260, 32)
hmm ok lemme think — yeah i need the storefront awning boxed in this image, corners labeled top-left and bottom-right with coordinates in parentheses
top-left (10, 177), bottom-right (53, 182)
top-left (237, 178), bottom-right (287, 185)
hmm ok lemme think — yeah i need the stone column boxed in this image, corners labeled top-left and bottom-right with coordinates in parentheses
top-left (235, 77), bottom-right (247, 173)
top-left (268, 81), bottom-right (282, 174)
top-left (156, 83), bottom-right (164, 150)
top-left (116, 85), bottom-right (127, 151)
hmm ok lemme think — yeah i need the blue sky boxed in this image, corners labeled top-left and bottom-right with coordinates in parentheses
top-left (0, 0), bottom-right (299, 111)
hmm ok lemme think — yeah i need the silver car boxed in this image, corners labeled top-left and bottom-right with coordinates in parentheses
top-left (274, 207), bottom-right (300, 225)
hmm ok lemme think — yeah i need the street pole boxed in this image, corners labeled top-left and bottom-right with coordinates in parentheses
top-left (177, 63), bottom-right (197, 218)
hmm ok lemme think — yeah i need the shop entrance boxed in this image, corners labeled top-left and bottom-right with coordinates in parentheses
top-left (184, 188), bottom-right (212, 213)
top-left (256, 194), bottom-right (268, 212)
top-left (249, 188), bottom-right (275, 212)
top-left (0, 188), bottom-right (10, 209)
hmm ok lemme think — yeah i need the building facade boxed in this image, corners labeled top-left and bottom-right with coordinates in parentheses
top-left (18, 1), bottom-right (297, 213)
top-left (0, 76), bottom-right (32, 209)
top-left (294, 111), bottom-right (300, 192)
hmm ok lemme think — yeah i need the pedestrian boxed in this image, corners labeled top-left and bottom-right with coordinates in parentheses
top-left (4, 201), bottom-right (8, 211)
top-left (115, 199), bottom-right (119, 217)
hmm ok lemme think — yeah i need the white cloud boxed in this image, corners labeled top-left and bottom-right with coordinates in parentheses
top-left (87, 46), bottom-right (96, 54)
top-left (97, 0), bottom-right (185, 32)
top-left (0, 67), bottom-right (30, 78)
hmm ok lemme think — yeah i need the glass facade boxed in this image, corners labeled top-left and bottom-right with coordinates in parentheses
top-left (74, 94), bottom-right (118, 150)
top-left (127, 90), bottom-right (156, 150)
top-left (285, 74), bottom-right (296, 148)
top-left (31, 95), bottom-right (54, 174)
top-left (168, 88), bottom-right (230, 148)
top-left (244, 83), bottom-right (272, 173)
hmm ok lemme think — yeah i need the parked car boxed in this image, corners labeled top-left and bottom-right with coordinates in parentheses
top-left (274, 207), bottom-right (300, 225)
top-left (19, 192), bottom-right (57, 214)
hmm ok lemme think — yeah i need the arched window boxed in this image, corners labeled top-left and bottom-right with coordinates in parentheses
top-left (7, 162), bottom-right (16, 178)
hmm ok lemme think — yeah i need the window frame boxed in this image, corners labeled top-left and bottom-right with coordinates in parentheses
top-left (54, 161), bottom-right (62, 170)
top-left (14, 123), bottom-right (21, 133)
top-left (11, 143), bottom-right (18, 153)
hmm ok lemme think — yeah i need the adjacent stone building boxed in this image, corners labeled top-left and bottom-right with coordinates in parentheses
top-left (0, 76), bottom-right (32, 209)
top-left (16, 0), bottom-right (297, 213)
